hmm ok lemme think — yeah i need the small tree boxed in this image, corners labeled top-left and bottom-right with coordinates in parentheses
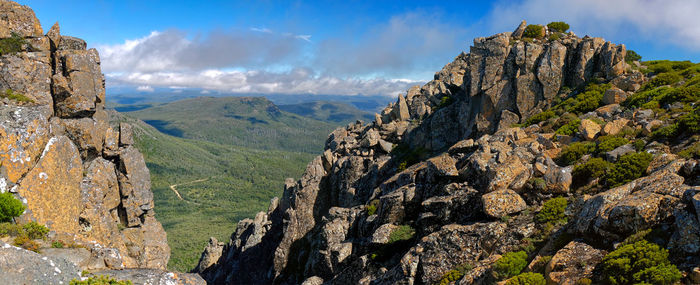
top-left (600, 240), bottom-right (681, 285)
top-left (547, 21), bottom-right (570, 33)
top-left (625, 50), bottom-right (642, 62)
top-left (0, 192), bottom-right (25, 223)
top-left (523, 25), bottom-right (544, 38)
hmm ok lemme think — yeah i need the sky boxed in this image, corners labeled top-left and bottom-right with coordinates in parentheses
top-left (17, 0), bottom-right (700, 97)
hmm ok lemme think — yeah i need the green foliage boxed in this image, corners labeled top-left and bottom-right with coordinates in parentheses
top-left (52, 241), bottom-right (65, 248)
top-left (437, 264), bottom-right (472, 285)
top-left (0, 32), bottom-right (30, 55)
top-left (576, 278), bottom-right (593, 285)
top-left (645, 73), bottom-right (682, 90)
top-left (366, 199), bottom-right (379, 216)
top-left (678, 141), bottom-right (700, 159)
top-left (1, 89), bottom-right (34, 103)
top-left (523, 25), bottom-right (544, 38)
top-left (572, 158), bottom-right (612, 187)
top-left (633, 140), bottom-right (646, 151)
top-left (0, 222), bottom-right (23, 237)
top-left (530, 256), bottom-right (552, 274)
top-left (493, 251), bottom-right (528, 280)
top-left (23, 221), bottom-right (48, 239)
top-left (651, 124), bottom-right (678, 140)
top-left (0, 192), bottom-right (25, 222)
top-left (389, 225), bottom-right (415, 244)
top-left (535, 197), bottom-right (568, 225)
top-left (546, 21), bottom-right (570, 32)
top-left (548, 33), bottom-right (562, 41)
top-left (438, 96), bottom-right (454, 109)
top-left (605, 152), bottom-right (653, 187)
top-left (678, 107), bottom-right (700, 135)
top-left (524, 110), bottom-right (556, 126)
top-left (625, 50), bottom-right (642, 63)
top-left (599, 240), bottom-right (681, 285)
top-left (558, 141), bottom-right (595, 165)
top-left (505, 272), bottom-right (546, 285)
top-left (555, 118), bottom-right (580, 136)
top-left (596, 136), bottom-right (630, 153)
top-left (70, 275), bottom-right (133, 285)
top-left (527, 177), bottom-right (547, 191)
top-left (13, 235), bottom-right (40, 253)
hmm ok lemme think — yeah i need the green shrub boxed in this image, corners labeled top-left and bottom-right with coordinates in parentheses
top-left (527, 177), bottom-right (547, 191)
top-left (52, 240), bottom-right (65, 248)
top-left (505, 272), bottom-right (546, 285)
top-left (576, 278), bottom-right (592, 285)
top-left (678, 141), bottom-right (700, 159)
top-left (651, 124), bottom-right (678, 139)
top-left (0, 222), bottom-right (23, 237)
top-left (536, 197), bottom-right (568, 225)
top-left (0, 192), bottom-right (25, 223)
top-left (625, 50), bottom-right (642, 63)
top-left (658, 85), bottom-right (700, 106)
top-left (438, 264), bottom-right (472, 285)
top-left (633, 140), bottom-right (646, 151)
top-left (366, 199), bottom-right (380, 216)
top-left (572, 158), bottom-right (612, 187)
top-left (548, 33), bottom-right (562, 41)
top-left (596, 136), bottom-right (630, 153)
top-left (524, 110), bottom-right (556, 126)
top-left (599, 240), bottom-right (681, 285)
top-left (555, 118), bottom-right (580, 136)
top-left (438, 96), bottom-right (454, 109)
top-left (678, 107), bottom-right (700, 135)
top-left (523, 25), bottom-right (544, 38)
top-left (493, 251), bottom-right (528, 280)
top-left (646, 73), bottom-right (682, 89)
top-left (530, 255), bottom-right (552, 274)
top-left (388, 225), bottom-right (415, 244)
top-left (23, 221), bottom-right (48, 239)
top-left (14, 235), bottom-right (40, 253)
top-left (605, 152), bottom-right (653, 187)
top-left (70, 275), bottom-right (133, 285)
top-left (558, 141), bottom-right (595, 165)
top-left (546, 21), bottom-right (570, 32)
top-left (0, 32), bottom-right (29, 55)
top-left (1, 89), bottom-right (33, 103)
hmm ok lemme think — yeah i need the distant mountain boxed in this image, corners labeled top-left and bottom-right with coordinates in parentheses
top-left (279, 100), bottom-right (375, 123)
top-left (108, 110), bottom-right (314, 272)
top-left (123, 96), bottom-right (338, 154)
top-left (107, 91), bottom-right (393, 112)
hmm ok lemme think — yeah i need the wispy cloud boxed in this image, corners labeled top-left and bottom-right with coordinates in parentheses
top-left (485, 0), bottom-right (700, 50)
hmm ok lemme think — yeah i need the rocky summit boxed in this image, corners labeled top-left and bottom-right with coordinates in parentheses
top-left (196, 21), bottom-right (700, 284)
top-left (0, 1), bottom-right (203, 284)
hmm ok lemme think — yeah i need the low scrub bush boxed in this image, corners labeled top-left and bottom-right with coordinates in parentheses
top-left (596, 136), bottom-right (630, 153)
top-left (572, 158), bottom-right (612, 187)
top-left (0, 192), bottom-right (25, 222)
top-left (523, 25), bottom-right (544, 38)
top-left (14, 235), bottom-right (40, 253)
top-left (0, 222), bottom-right (23, 237)
top-left (558, 141), bottom-right (595, 165)
top-left (52, 240), bottom-right (65, 248)
top-left (366, 199), bottom-right (380, 216)
top-left (23, 221), bottom-right (49, 239)
top-left (505, 272), bottom-right (546, 285)
top-left (536, 197), bottom-right (568, 225)
top-left (605, 152), bottom-right (653, 187)
top-left (437, 264), bottom-right (472, 285)
top-left (546, 21), bottom-right (570, 32)
top-left (1, 89), bottom-right (33, 103)
top-left (0, 32), bottom-right (29, 55)
top-left (70, 275), bottom-right (133, 285)
top-left (388, 225), bottom-right (415, 244)
top-left (493, 251), bottom-right (528, 280)
top-left (524, 110), bottom-right (556, 126)
top-left (599, 240), bottom-right (681, 285)
top-left (555, 118), bottom-right (580, 136)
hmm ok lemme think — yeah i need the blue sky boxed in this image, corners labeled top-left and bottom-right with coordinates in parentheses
top-left (17, 0), bottom-right (700, 96)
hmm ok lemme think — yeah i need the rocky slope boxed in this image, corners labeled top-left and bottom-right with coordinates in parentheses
top-left (196, 21), bottom-right (700, 284)
top-left (0, 1), bottom-right (202, 283)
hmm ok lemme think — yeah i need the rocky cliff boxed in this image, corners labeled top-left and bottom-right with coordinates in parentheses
top-left (0, 1), bottom-right (202, 283)
top-left (196, 21), bottom-right (700, 284)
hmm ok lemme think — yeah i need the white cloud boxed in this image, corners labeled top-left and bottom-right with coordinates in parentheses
top-left (486, 0), bottom-right (700, 50)
top-left (136, 85), bottom-right (154, 92)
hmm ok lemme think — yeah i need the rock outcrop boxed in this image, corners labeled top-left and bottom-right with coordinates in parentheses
top-left (196, 21), bottom-right (700, 284)
top-left (0, 1), bottom-right (181, 282)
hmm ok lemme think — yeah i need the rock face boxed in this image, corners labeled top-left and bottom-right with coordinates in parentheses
top-left (0, 0), bottom-right (169, 275)
top-left (197, 22), bottom-right (699, 285)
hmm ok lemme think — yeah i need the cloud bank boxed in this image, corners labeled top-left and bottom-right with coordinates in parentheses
top-left (97, 11), bottom-right (468, 96)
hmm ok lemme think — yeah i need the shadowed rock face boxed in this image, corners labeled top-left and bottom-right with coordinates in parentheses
top-left (196, 21), bottom-right (699, 285)
top-left (0, 0), bottom-right (169, 274)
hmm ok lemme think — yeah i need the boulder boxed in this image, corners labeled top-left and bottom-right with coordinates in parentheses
top-left (52, 49), bottom-right (105, 117)
top-left (604, 144), bottom-right (635, 162)
top-left (601, 118), bottom-right (629, 136)
top-left (602, 87), bottom-right (627, 105)
top-left (481, 189), bottom-right (527, 218)
top-left (0, 105), bottom-right (50, 185)
top-left (0, 242), bottom-right (80, 284)
top-left (580, 119), bottom-right (601, 141)
top-left (512, 20), bottom-right (527, 39)
top-left (546, 241), bottom-right (606, 285)
top-left (91, 269), bottom-right (205, 285)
